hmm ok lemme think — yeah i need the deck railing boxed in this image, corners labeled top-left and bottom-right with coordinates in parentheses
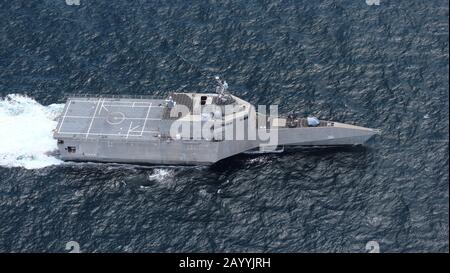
top-left (61, 93), bottom-right (168, 100)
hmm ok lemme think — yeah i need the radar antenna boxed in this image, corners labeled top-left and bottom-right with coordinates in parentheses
top-left (214, 76), bottom-right (232, 104)
top-left (215, 76), bottom-right (229, 96)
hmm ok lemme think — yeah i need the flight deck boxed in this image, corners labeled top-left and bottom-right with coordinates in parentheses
top-left (54, 97), bottom-right (169, 141)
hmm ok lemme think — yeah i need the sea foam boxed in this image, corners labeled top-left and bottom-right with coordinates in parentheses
top-left (0, 94), bottom-right (64, 169)
top-left (148, 169), bottom-right (174, 183)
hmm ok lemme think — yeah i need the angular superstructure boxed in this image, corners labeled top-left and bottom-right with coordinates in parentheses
top-left (53, 82), bottom-right (379, 165)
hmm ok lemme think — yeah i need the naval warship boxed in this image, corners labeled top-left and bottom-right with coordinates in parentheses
top-left (53, 77), bottom-right (379, 165)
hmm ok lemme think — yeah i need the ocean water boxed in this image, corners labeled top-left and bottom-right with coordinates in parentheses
top-left (0, 0), bottom-right (448, 252)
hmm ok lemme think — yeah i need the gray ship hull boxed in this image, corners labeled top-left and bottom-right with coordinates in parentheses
top-left (56, 127), bottom-right (377, 165)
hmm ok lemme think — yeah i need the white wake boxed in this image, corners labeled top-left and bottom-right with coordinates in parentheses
top-left (148, 169), bottom-right (174, 183)
top-left (0, 94), bottom-right (64, 169)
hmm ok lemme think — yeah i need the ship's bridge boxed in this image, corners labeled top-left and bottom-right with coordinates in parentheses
top-left (161, 92), bottom-right (254, 141)
top-left (162, 93), bottom-right (251, 118)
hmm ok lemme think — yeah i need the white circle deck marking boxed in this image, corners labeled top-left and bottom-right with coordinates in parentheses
top-left (106, 112), bottom-right (125, 125)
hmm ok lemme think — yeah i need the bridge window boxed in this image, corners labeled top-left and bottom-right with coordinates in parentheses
top-left (201, 96), bottom-right (207, 105)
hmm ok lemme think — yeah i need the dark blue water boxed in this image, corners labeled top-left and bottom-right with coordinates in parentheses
top-left (0, 0), bottom-right (448, 252)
